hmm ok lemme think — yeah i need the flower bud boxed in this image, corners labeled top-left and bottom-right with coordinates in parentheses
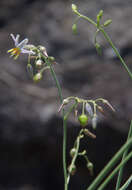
top-left (85, 103), bottom-right (93, 117)
top-left (87, 162), bottom-right (94, 176)
top-left (92, 115), bottom-right (97, 129)
top-left (48, 56), bottom-right (55, 62)
top-left (95, 42), bottom-right (102, 55)
top-left (68, 164), bottom-right (76, 175)
top-left (103, 19), bottom-right (112, 27)
top-left (72, 24), bottom-right (77, 35)
top-left (78, 114), bottom-right (88, 127)
top-left (33, 73), bottom-right (42, 82)
top-left (35, 59), bottom-right (43, 68)
top-left (72, 4), bottom-right (78, 12)
top-left (70, 148), bottom-right (76, 158)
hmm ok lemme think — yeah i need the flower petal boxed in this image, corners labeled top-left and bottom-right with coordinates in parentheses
top-left (21, 48), bottom-right (35, 55)
top-left (17, 38), bottom-right (28, 49)
top-left (10, 34), bottom-right (20, 46)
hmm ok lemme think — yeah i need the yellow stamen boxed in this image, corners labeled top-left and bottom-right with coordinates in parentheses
top-left (7, 47), bottom-right (21, 59)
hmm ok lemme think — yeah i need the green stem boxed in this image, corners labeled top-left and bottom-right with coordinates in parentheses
top-left (44, 57), bottom-right (68, 190)
top-left (98, 150), bottom-right (132, 190)
top-left (100, 27), bottom-right (132, 80)
top-left (67, 129), bottom-right (83, 184)
top-left (119, 175), bottom-right (132, 190)
top-left (87, 137), bottom-right (132, 190)
top-left (116, 120), bottom-right (132, 190)
top-left (74, 11), bottom-right (132, 80)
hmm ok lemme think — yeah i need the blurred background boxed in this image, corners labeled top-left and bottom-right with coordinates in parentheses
top-left (0, 0), bottom-right (132, 189)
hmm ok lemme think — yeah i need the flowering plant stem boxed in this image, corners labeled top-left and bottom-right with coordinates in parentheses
top-left (87, 136), bottom-right (132, 190)
top-left (74, 11), bottom-right (132, 81)
top-left (116, 120), bottom-right (132, 190)
top-left (44, 57), bottom-right (68, 190)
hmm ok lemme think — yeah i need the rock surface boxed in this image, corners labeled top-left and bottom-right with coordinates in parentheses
top-left (0, 0), bottom-right (132, 189)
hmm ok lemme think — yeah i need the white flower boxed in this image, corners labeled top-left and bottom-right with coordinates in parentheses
top-left (8, 34), bottom-right (35, 59)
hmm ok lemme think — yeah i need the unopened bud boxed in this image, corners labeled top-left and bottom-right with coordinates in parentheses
top-left (72, 4), bottom-right (78, 12)
top-left (48, 56), bottom-right (55, 62)
top-left (83, 129), bottom-right (96, 139)
top-left (33, 73), bottom-right (42, 82)
top-left (103, 19), bottom-right (112, 27)
top-left (87, 162), bottom-right (94, 176)
top-left (68, 164), bottom-right (76, 175)
top-left (92, 115), bottom-right (97, 129)
top-left (35, 60), bottom-right (43, 68)
top-left (72, 24), bottom-right (77, 35)
top-left (85, 103), bottom-right (93, 117)
top-left (95, 43), bottom-right (102, 55)
top-left (70, 148), bottom-right (76, 158)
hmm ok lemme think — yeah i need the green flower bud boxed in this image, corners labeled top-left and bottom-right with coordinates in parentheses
top-left (92, 115), bottom-right (97, 129)
top-left (72, 4), bottom-right (78, 12)
top-left (98, 10), bottom-right (103, 19)
top-left (78, 114), bottom-right (88, 127)
top-left (95, 42), bottom-right (102, 55)
top-left (33, 73), bottom-right (42, 82)
top-left (72, 24), bottom-right (77, 35)
top-left (35, 59), bottom-right (43, 68)
top-left (70, 148), bottom-right (76, 158)
top-left (103, 19), bottom-right (112, 27)
top-left (97, 10), bottom-right (103, 27)
top-left (87, 162), bottom-right (94, 176)
top-left (48, 56), bottom-right (55, 62)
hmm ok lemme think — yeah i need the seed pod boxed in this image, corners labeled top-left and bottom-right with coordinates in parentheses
top-left (78, 114), bottom-right (88, 127)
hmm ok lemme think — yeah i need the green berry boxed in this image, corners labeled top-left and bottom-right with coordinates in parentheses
top-left (78, 114), bottom-right (88, 127)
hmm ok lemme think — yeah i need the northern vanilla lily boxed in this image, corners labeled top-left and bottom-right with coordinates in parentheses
top-left (8, 34), bottom-right (35, 59)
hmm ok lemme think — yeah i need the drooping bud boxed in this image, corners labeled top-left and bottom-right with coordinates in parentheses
top-left (27, 64), bottom-right (33, 78)
top-left (72, 24), bottom-right (77, 35)
top-left (95, 42), bottom-right (102, 55)
top-left (78, 114), bottom-right (88, 127)
top-left (58, 98), bottom-right (69, 112)
top-left (48, 56), bottom-right (55, 62)
top-left (87, 162), bottom-right (94, 176)
top-left (35, 59), bottom-right (43, 68)
top-left (33, 72), bottom-right (42, 82)
top-left (85, 103), bottom-right (93, 117)
top-left (83, 129), bottom-right (96, 139)
top-left (70, 148), bottom-right (76, 158)
top-left (103, 19), bottom-right (112, 27)
top-left (68, 164), bottom-right (76, 175)
top-left (92, 115), bottom-right (97, 129)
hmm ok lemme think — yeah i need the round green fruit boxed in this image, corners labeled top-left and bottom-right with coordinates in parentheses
top-left (78, 114), bottom-right (88, 127)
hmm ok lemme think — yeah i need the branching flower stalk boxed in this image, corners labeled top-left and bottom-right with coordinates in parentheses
top-left (72, 4), bottom-right (132, 81)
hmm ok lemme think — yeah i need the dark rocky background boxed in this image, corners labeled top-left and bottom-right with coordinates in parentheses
top-left (0, 0), bottom-right (132, 189)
